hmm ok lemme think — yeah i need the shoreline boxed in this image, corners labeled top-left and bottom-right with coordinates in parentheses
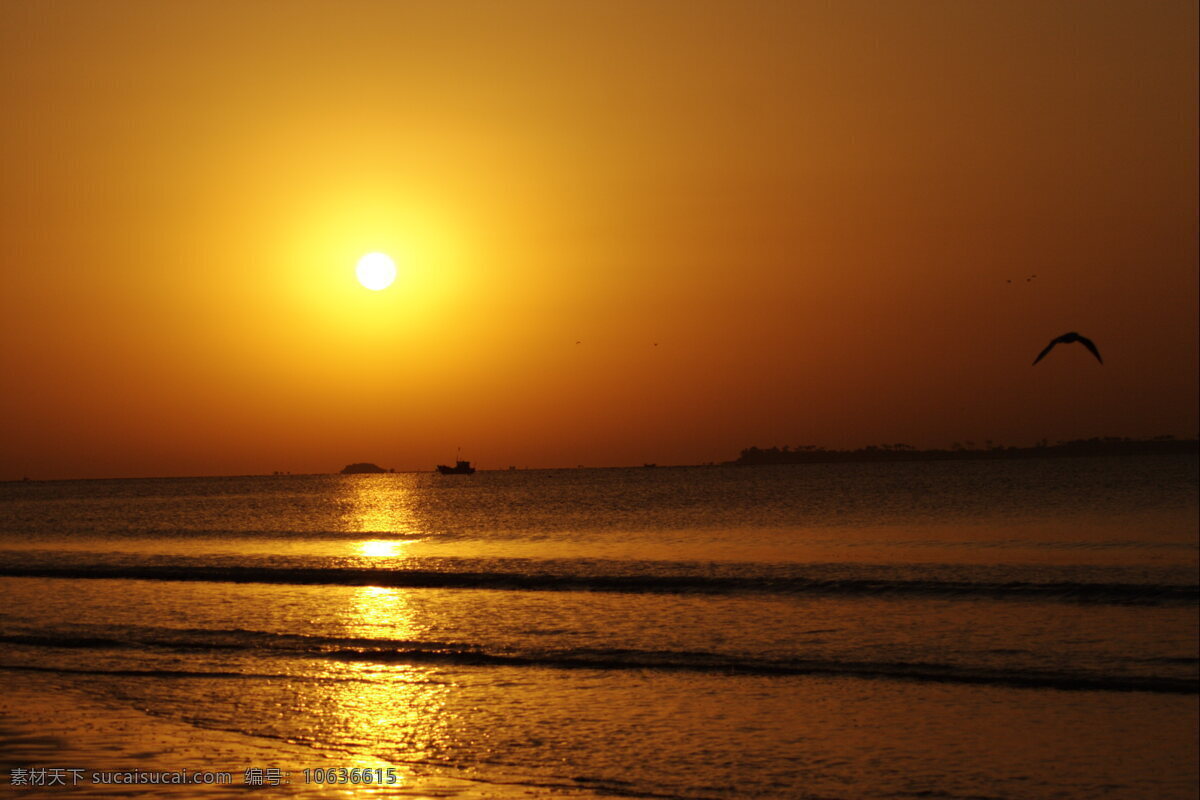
top-left (0, 669), bottom-right (613, 799)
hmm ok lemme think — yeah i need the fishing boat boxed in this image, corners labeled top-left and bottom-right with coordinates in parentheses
top-left (436, 460), bottom-right (476, 475)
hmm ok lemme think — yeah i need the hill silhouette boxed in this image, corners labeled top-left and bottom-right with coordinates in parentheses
top-left (339, 462), bottom-right (390, 474)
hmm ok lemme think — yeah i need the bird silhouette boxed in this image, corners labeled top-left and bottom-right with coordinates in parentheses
top-left (1032, 332), bottom-right (1103, 365)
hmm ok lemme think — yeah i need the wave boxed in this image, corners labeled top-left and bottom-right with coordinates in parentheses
top-left (2, 629), bottom-right (1194, 695)
top-left (0, 664), bottom-right (341, 681)
top-left (0, 564), bottom-right (1194, 605)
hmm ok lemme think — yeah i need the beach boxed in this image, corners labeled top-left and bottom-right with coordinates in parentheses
top-left (1, 456), bottom-right (1196, 798)
top-left (1, 667), bottom-right (591, 799)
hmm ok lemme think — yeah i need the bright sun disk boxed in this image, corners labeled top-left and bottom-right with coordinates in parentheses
top-left (356, 252), bottom-right (397, 291)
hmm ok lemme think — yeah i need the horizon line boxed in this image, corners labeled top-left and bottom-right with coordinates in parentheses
top-left (5, 435), bottom-right (1197, 484)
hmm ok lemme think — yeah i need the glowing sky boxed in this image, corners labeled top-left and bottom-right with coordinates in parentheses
top-left (2, 0), bottom-right (1196, 479)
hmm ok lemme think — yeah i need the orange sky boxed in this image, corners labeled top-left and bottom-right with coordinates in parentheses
top-left (2, 0), bottom-right (1197, 479)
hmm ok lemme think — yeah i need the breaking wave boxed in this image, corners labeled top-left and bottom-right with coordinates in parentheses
top-left (1, 628), bottom-right (1194, 695)
top-left (0, 563), bottom-right (1194, 605)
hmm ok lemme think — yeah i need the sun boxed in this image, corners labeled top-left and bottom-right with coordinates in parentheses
top-left (355, 252), bottom-right (397, 291)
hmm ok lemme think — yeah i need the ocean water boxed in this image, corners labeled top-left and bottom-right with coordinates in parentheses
top-left (0, 455), bottom-right (1196, 799)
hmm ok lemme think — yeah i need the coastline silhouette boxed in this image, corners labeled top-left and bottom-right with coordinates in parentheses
top-left (732, 436), bottom-right (1194, 466)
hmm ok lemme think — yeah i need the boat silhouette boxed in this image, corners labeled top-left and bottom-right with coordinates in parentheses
top-left (436, 460), bottom-right (476, 475)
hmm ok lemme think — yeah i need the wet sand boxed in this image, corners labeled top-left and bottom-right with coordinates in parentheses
top-left (0, 669), bottom-right (602, 799)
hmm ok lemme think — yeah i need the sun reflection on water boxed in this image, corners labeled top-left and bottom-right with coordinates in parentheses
top-left (336, 475), bottom-right (433, 567)
top-left (340, 475), bottom-right (426, 536)
top-left (323, 476), bottom-right (464, 771)
top-left (316, 585), bottom-right (458, 773)
top-left (344, 585), bottom-right (422, 640)
top-left (356, 539), bottom-right (412, 559)
top-left (320, 669), bottom-right (455, 767)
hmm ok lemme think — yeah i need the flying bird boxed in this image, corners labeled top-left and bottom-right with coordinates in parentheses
top-left (1032, 332), bottom-right (1103, 366)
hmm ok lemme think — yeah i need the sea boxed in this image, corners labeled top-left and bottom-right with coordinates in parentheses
top-left (0, 454), bottom-right (1196, 799)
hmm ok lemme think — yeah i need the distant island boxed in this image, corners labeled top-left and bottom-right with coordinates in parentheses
top-left (731, 436), bottom-right (1198, 466)
top-left (340, 462), bottom-right (391, 474)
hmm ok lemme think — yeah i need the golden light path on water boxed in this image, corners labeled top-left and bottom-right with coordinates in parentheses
top-left (341, 475), bottom-right (427, 539)
top-left (302, 476), bottom-right (457, 786)
top-left (357, 539), bottom-right (411, 559)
